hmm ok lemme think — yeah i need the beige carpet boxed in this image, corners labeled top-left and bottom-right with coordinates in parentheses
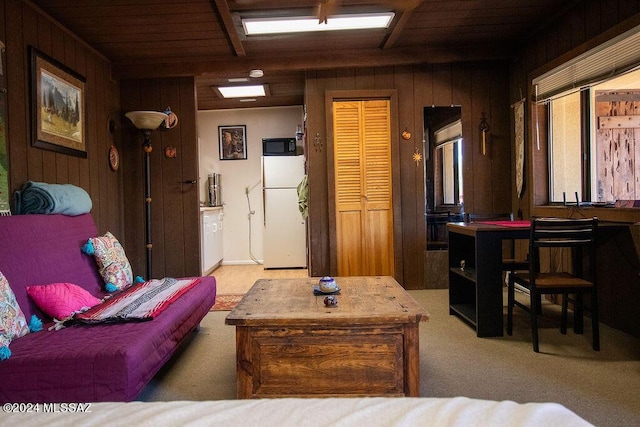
top-left (138, 288), bottom-right (640, 427)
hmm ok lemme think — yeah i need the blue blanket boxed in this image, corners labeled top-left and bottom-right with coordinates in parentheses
top-left (14, 181), bottom-right (92, 216)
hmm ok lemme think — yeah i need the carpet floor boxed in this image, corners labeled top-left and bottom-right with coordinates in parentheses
top-left (138, 288), bottom-right (640, 427)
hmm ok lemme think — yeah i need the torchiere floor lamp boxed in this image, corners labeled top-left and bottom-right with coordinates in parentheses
top-left (125, 110), bottom-right (168, 280)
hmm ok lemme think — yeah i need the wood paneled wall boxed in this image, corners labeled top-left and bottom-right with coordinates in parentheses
top-left (120, 77), bottom-right (200, 280)
top-left (2, 0), bottom-right (122, 235)
top-left (509, 0), bottom-right (640, 337)
top-left (305, 63), bottom-right (511, 289)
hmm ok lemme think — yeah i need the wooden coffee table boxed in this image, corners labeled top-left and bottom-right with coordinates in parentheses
top-left (225, 276), bottom-right (429, 398)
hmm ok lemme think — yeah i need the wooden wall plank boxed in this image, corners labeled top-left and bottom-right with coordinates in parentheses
top-left (121, 79), bottom-right (145, 275)
top-left (6, 0), bottom-right (29, 190)
top-left (312, 69), bottom-right (335, 276)
top-left (96, 59), bottom-right (110, 233)
top-left (106, 63), bottom-right (123, 237)
top-left (488, 64), bottom-right (512, 214)
top-left (599, 0), bottom-right (620, 31)
top-left (159, 78), bottom-right (185, 277)
top-left (432, 64), bottom-right (452, 106)
top-left (177, 76), bottom-right (200, 276)
top-left (335, 68), bottom-right (355, 91)
top-left (374, 66), bottom-right (395, 91)
top-left (619, 0), bottom-right (640, 18)
top-left (90, 55), bottom-right (103, 229)
top-left (546, 21), bottom-right (561, 61)
top-left (355, 67), bottom-right (375, 90)
top-left (570, 2), bottom-right (587, 47)
top-left (394, 65), bottom-right (419, 288)
top-left (305, 70), bottom-right (327, 277)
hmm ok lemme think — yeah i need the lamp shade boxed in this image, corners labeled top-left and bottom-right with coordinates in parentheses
top-left (125, 111), bottom-right (168, 130)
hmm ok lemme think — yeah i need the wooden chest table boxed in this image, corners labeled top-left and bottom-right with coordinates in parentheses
top-left (225, 276), bottom-right (429, 398)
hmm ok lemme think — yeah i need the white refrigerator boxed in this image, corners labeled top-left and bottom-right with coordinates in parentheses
top-left (262, 155), bottom-right (307, 269)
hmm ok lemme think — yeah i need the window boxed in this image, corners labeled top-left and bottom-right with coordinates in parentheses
top-left (592, 71), bottom-right (640, 202)
top-left (438, 140), bottom-right (463, 205)
top-left (548, 68), bottom-right (640, 203)
top-left (536, 23), bottom-right (640, 205)
top-left (550, 92), bottom-right (582, 202)
top-left (434, 120), bottom-right (463, 208)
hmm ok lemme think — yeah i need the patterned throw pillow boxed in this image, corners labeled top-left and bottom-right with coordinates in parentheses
top-left (27, 282), bottom-right (102, 320)
top-left (0, 271), bottom-right (30, 351)
top-left (84, 232), bottom-right (133, 292)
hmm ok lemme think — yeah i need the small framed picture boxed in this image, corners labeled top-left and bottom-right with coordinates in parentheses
top-left (219, 125), bottom-right (247, 160)
top-left (30, 47), bottom-right (87, 158)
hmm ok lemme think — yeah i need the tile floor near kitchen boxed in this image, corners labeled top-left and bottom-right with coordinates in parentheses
top-left (210, 264), bottom-right (308, 294)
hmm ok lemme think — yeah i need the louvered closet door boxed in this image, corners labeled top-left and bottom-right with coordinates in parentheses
top-left (333, 100), bottom-right (394, 276)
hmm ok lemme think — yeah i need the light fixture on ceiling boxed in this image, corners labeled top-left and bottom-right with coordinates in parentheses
top-left (242, 12), bottom-right (395, 36)
top-left (228, 77), bottom-right (249, 83)
top-left (249, 69), bottom-right (264, 78)
top-left (213, 84), bottom-right (269, 99)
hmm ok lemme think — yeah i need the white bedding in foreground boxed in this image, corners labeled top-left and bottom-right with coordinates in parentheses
top-left (5, 397), bottom-right (593, 427)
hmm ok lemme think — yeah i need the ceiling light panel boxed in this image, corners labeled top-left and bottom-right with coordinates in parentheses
top-left (215, 84), bottom-right (267, 98)
top-left (242, 12), bottom-right (395, 36)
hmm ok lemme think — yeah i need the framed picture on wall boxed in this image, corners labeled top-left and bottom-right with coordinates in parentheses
top-left (30, 47), bottom-right (87, 158)
top-left (218, 125), bottom-right (247, 160)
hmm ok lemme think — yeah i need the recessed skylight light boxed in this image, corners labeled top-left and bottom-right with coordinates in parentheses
top-left (242, 12), bottom-right (395, 35)
top-left (215, 85), bottom-right (267, 99)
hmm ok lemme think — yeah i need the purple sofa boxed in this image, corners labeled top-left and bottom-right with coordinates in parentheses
top-left (0, 213), bottom-right (216, 403)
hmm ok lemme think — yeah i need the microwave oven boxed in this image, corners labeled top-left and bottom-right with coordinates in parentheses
top-left (262, 138), bottom-right (297, 156)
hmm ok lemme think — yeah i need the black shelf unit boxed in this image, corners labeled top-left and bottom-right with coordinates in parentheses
top-left (448, 232), bottom-right (481, 333)
top-left (447, 222), bottom-right (530, 337)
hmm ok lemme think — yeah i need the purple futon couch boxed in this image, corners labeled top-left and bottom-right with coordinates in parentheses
top-left (0, 213), bottom-right (216, 403)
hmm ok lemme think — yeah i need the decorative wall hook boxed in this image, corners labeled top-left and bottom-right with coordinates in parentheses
top-left (160, 106), bottom-right (179, 130)
top-left (479, 112), bottom-right (490, 155)
top-left (401, 128), bottom-right (412, 140)
top-left (412, 147), bottom-right (423, 165)
top-left (314, 132), bottom-right (323, 152)
top-left (164, 145), bottom-right (177, 158)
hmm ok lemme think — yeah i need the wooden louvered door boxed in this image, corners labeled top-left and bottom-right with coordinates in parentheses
top-left (333, 100), bottom-right (394, 276)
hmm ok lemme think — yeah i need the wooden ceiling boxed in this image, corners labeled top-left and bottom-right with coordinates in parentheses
top-left (30, 0), bottom-right (570, 110)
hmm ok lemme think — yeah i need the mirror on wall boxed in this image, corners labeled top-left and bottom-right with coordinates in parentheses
top-left (424, 106), bottom-right (463, 212)
top-left (424, 106), bottom-right (463, 250)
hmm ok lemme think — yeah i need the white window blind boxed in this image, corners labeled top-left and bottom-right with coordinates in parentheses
top-left (533, 24), bottom-right (640, 102)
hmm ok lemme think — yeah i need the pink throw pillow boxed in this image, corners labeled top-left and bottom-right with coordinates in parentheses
top-left (27, 283), bottom-right (102, 320)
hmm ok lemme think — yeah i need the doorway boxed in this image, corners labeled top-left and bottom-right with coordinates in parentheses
top-left (332, 99), bottom-right (394, 276)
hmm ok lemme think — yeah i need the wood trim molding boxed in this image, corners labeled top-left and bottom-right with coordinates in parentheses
top-left (113, 46), bottom-right (512, 79)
